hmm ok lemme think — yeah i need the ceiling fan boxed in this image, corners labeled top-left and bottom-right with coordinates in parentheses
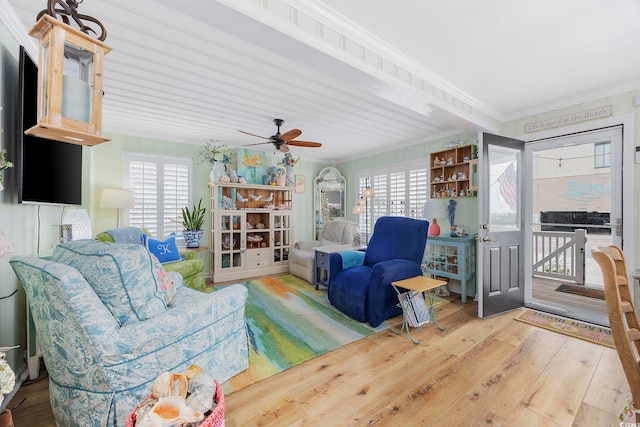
top-left (238, 119), bottom-right (322, 153)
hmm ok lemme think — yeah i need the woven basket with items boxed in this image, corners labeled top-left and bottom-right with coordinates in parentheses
top-left (126, 365), bottom-right (224, 427)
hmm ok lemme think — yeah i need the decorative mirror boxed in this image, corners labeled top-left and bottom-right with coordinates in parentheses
top-left (314, 167), bottom-right (346, 238)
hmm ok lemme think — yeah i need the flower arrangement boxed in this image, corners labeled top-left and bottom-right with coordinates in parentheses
top-left (196, 141), bottom-right (232, 166)
top-left (280, 153), bottom-right (299, 168)
top-left (0, 347), bottom-right (17, 407)
top-left (0, 149), bottom-right (13, 192)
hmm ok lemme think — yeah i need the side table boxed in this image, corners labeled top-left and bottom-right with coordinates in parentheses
top-left (179, 245), bottom-right (209, 254)
top-left (391, 276), bottom-right (448, 344)
top-left (422, 234), bottom-right (477, 302)
top-left (314, 244), bottom-right (366, 290)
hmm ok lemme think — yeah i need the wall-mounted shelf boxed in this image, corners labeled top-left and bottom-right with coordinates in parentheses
top-left (430, 144), bottom-right (477, 198)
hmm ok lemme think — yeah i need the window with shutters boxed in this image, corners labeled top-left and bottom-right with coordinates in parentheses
top-left (355, 159), bottom-right (428, 240)
top-left (124, 152), bottom-right (193, 239)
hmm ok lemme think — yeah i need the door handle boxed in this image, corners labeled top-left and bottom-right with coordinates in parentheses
top-left (604, 218), bottom-right (622, 237)
top-left (480, 236), bottom-right (495, 243)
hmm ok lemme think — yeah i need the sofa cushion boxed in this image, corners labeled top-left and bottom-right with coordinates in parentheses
top-left (142, 233), bottom-right (183, 264)
top-left (53, 240), bottom-right (167, 326)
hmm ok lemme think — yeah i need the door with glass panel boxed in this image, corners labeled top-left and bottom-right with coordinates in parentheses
top-left (214, 212), bottom-right (244, 274)
top-left (478, 133), bottom-right (526, 318)
top-left (272, 212), bottom-right (291, 265)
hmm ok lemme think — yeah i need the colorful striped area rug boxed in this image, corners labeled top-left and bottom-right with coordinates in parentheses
top-left (515, 309), bottom-right (614, 348)
top-left (211, 274), bottom-right (393, 394)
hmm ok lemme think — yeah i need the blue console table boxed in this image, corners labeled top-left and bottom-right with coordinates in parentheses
top-left (422, 234), bottom-right (477, 302)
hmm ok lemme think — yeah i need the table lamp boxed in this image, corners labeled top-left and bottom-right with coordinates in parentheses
top-left (100, 189), bottom-right (134, 228)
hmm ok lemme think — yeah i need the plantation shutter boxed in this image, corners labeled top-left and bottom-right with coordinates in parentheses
top-left (124, 153), bottom-right (193, 239)
top-left (408, 168), bottom-right (428, 219)
top-left (355, 158), bottom-right (428, 234)
top-left (389, 171), bottom-right (405, 216)
top-left (163, 162), bottom-right (190, 237)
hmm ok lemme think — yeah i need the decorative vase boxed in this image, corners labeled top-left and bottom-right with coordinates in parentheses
top-left (276, 176), bottom-right (286, 186)
top-left (209, 161), bottom-right (226, 182)
top-left (183, 230), bottom-right (204, 248)
top-left (428, 218), bottom-right (441, 236)
top-left (286, 166), bottom-right (294, 187)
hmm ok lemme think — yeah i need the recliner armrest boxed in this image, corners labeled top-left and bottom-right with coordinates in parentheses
top-left (294, 240), bottom-right (321, 250)
top-left (338, 250), bottom-right (365, 269)
top-left (328, 252), bottom-right (349, 284)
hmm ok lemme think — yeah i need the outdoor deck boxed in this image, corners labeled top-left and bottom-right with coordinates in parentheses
top-left (530, 233), bottom-right (610, 325)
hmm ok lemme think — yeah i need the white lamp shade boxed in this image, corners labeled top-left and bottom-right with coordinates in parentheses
top-left (100, 189), bottom-right (135, 209)
top-left (62, 208), bottom-right (93, 240)
top-left (362, 187), bottom-right (375, 198)
top-left (352, 204), bottom-right (365, 214)
top-left (352, 197), bottom-right (366, 214)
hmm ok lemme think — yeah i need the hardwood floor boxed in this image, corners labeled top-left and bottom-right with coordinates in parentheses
top-left (8, 298), bottom-right (629, 426)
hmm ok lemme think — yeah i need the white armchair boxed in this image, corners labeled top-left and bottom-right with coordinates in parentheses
top-left (289, 220), bottom-right (360, 283)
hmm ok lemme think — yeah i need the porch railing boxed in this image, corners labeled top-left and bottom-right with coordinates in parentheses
top-left (532, 229), bottom-right (586, 284)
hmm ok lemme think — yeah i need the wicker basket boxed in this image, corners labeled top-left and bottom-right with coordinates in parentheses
top-left (126, 379), bottom-right (224, 427)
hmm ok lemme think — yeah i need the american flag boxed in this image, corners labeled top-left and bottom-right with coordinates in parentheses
top-left (498, 162), bottom-right (517, 210)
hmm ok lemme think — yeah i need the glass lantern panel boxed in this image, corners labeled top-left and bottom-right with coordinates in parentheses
top-left (42, 41), bottom-right (50, 118)
top-left (62, 41), bottom-right (94, 123)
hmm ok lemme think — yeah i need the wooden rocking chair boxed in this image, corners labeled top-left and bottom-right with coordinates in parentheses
top-left (592, 245), bottom-right (640, 422)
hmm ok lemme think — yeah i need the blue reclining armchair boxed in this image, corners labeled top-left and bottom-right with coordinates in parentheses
top-left (328, 216), bottom-right (430, 327)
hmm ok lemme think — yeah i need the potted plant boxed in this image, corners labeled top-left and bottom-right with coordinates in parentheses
top-left (182, 198), bottom-right (206, 248)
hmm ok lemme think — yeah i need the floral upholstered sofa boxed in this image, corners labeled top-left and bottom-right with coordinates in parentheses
top-left (95, 226), bottom-right (206, 291)
top-left (10, 239), bottom-right (248, 427)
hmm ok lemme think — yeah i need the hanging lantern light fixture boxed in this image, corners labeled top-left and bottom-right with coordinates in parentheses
top-left (25, 0), bottom-right (112, 146)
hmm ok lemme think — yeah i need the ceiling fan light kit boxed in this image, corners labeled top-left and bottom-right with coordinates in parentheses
top-left (239, 118), bottom-right (322, 152)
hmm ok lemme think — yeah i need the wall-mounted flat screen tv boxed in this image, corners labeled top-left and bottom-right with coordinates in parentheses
top-left (17, 45), bottom-right (83, 206)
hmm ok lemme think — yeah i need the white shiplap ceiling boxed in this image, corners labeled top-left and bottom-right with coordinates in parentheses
top-left (4, 0), bottom-right (640, 163)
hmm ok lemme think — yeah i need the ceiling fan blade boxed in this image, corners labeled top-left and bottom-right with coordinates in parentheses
top-left (287, 140), bottom-right (322, 148)
top-left (238, 130), bottom-right (271, 140)
top-left (242, 141), bottom-right (272, 147)
top-left (279, 129), bottom-right (302, 142)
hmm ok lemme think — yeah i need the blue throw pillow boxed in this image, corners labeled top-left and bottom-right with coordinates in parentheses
top-left (142, 233), bottom-right (183, 264)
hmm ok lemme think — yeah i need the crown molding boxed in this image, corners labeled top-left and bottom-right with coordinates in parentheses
top-left (0, 0), bottom-right (38, 58)
top-left (503, 79), bottom-right (640, 123)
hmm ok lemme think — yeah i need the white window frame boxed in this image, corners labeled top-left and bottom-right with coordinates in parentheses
top-left (594, 141), bottom-right (611, 168)
top-left (123, 152), bottom-right (194, 239)
top-left (355, 158), bottom-right (429, 240)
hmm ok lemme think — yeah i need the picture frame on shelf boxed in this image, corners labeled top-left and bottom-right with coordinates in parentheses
top-left (295, 174), bottom-right (305, 193)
